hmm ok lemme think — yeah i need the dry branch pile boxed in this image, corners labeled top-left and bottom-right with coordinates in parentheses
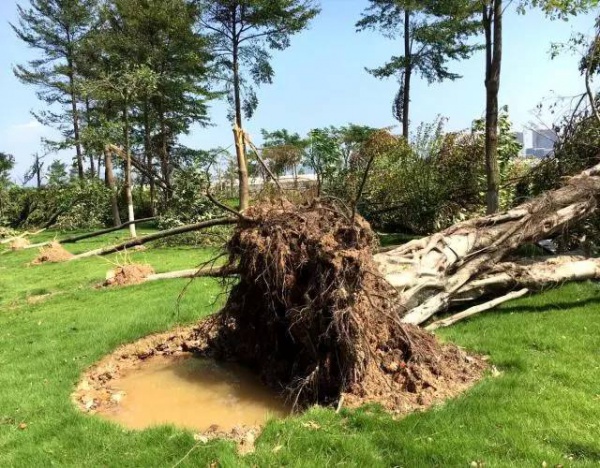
top-left (190, 201), bottom-right (484, 410)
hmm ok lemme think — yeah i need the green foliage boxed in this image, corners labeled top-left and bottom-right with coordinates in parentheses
top-left (1, 182), bottom-right (113, 230)
top-left (11, 0), bottom-right (98, 156)
top-left (472, 106), bottom-right (525, 209)
top-left (261, 129), bottom-right (307, 176)
top-left (334, 112), bottom-right (524, 234)
top-left (46, 159), bottom-right (69, 186)
top-left (0, 152), bottom-right (15, 187)
top-left (304, 128), bottom-right (343, 194)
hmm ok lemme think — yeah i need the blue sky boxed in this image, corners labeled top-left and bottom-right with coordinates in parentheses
top-left (0, 0), bottom-right (597, 179)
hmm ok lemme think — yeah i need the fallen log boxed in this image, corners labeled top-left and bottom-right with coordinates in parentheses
top-left (23, 218), bottom-right (158, 250)
top-left (374, 162), bottom-right (600, 325)
top-left (145, 265), bottom-right (238, 281)
top-left (426, 289), bottom-right (530, 331)
top-left (70, 217), bottom-right (238, 260)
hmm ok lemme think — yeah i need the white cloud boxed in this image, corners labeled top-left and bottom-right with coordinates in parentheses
top-left (9, 119), bottom-right (44, 132)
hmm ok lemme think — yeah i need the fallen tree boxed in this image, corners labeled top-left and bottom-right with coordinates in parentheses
top-left (374, 163), bottom-right (600, 325)
top-left (179, 162), bottom-right (600, 410)
top-left (23, 217), bottom-right (157, 250)
top-left (0, 228), bottom-right (46, 245)
top-left (70, 217), bottom-right (238, 260)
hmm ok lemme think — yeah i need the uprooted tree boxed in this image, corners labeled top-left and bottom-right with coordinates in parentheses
top-left (175, 161), bottom-right (600, 410)
top-left (32, 159), bottom-right (600, 410)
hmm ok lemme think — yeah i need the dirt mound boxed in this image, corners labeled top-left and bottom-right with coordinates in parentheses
top-left (190, 200), bottom-right (485, 412)
top-left (10, 237), bottom-right (30, 250)
top-left (104, 264), bottom-right (155, 287)
top-left (32, 242), bottom-right (73, 263)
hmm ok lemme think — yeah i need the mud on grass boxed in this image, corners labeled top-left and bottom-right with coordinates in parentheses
top-left (73, 320), bottom-right (484, 444)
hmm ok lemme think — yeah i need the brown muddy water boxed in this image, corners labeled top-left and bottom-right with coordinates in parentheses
top-left (101, 355), bottom-right (291, 432)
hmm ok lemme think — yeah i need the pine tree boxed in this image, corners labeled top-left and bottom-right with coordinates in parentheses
top-left (356, 1), bottom-right (480, 138)
top-left (12, 0), bottom-right (98, 180)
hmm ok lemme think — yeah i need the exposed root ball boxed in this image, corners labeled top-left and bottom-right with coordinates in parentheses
top-left (32, 242), bottom-right (73, 263)
top-left (193, 200), bottom-right (484, 410)
top-left (104, 264), bottom-right (155, 287)
top-left (10, 238), bottom-right (30, 250)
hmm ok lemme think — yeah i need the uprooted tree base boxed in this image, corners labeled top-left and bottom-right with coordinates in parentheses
top-left (187, 201), bottom-right (485, 410)
top-left (75, 163), bottom-right (600, 415)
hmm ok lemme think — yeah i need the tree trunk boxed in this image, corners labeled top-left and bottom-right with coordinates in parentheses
top-left (374, 162), bottom-right (600, 326)
top-left (483, 0), bottom-right (502, 214)
top-left (104, 146), bottom-right (122, 227)
top-left (67, 55), bottom-right (84, 181)
top-left (143, 98), bottom-right (157, 217)
top-left (85, 98), bottom-right (95, 179)
top-left (157, 97), bottom-right (173, 202)
top-left (402, 9), bottom-right (411, 138)
top-left (232, 18), bottom-right (250, 211)
top-left (123, 103), bottom-right (136, 238)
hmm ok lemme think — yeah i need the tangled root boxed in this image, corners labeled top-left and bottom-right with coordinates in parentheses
top-left (192, 200), bottom-right (484, 411)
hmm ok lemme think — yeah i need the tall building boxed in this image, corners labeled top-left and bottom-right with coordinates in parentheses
top-left (532, 129), bottom-right (557, 150)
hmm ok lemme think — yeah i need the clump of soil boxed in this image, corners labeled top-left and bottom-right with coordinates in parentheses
top-left (10, 237), bottom-right (30, 250)
top-left (190, 200), bottom-right (485, 412)
top-left (104, 264), bottom-right (155, 287)
top-left (32, 242), bottom-right (73, 263)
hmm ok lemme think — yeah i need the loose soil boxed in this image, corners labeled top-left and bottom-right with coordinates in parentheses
top-left (9, 237), bottom-right (30, 250)
top-left (32, 242), bottom-right (74, 263)
top-left (104, 264), bottom-right (155, 287)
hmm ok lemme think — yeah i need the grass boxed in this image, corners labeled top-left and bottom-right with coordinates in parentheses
top-left (1, 230), bottom-right (599, 467)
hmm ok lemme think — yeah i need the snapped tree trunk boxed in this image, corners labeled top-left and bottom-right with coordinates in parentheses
top-left (483, 0), bottom-right (502, 214)
top-left (232, 27), bottom-right (250, 211)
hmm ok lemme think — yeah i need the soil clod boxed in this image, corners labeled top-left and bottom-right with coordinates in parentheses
top-left (104, 264), bottom-right (155, 286)
top-left (32, 242), bottom-right (73, 263)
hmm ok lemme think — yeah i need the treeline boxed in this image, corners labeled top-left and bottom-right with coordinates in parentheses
top-left (2, 0), bottom-right (599, 235)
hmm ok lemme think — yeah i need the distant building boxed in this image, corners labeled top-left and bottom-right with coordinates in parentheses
top-left (515, 128), bottom-right (558, 159)
top-left (532, 129), bottom-right (557, 150)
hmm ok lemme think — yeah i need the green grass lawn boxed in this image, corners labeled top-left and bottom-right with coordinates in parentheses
top-left (1, 230), bottom-right (599, 467)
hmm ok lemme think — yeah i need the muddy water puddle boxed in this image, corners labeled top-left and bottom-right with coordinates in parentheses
top-left (101, 355), bottom-right (290, 432)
